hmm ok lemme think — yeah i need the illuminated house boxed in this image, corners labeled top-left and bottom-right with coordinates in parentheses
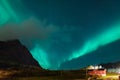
top-left (87, 65), bottom-right (106, 77)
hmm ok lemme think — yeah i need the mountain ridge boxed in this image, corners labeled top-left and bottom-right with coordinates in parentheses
top-left (0, 39), bottom-right (41, 69)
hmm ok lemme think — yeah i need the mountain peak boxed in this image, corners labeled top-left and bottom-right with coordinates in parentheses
top-left (0, 39), bottom-right (41, 69)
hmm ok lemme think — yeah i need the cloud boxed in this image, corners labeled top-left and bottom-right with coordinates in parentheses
top-left (0, 17), bottom-right (59, 41)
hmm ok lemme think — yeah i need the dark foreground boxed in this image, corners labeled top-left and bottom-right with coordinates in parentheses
top-left (0, 69), bottom-right (86, 80)
top-left (0, 76), bottom-right (85, 80)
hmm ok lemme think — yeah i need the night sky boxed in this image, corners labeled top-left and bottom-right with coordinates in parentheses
top-left (0, 0), bottom-right (120, 70)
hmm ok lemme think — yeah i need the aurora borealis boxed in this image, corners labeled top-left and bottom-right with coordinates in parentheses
top-left (0, 0), bottom-right (120, 70)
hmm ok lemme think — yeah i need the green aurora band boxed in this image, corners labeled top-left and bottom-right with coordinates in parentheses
top-left (69, 23), bottom-right (120, 61)
top-left (0, 0), bottom-right (19, 23)
top-left (30, 44), bottom-right (51, 69)
top-left (0, 0), bottom-right (120, 69)
top-left (29, 22), bottom-right (120, 69)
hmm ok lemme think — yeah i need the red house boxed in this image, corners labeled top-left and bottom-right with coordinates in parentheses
top-left (87, 69), bottom-right (106, 77)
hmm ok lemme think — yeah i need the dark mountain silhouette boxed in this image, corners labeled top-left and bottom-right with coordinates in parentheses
top-left (60, 39), bottom-right (120, 70)
top-left (0, 39), bottom-right (40, 69)
top-left (100, 61), bottom-right (120, 69)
